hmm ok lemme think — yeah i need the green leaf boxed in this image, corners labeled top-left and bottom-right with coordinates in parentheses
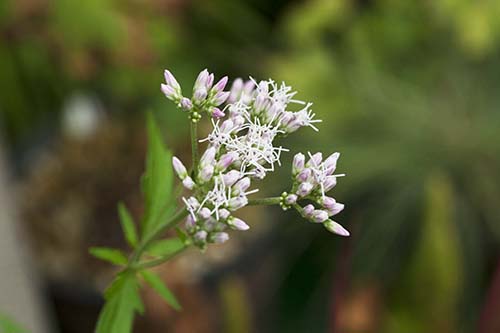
top-left (141, 114), bottom-right (175, 239)
top-left (146, 238), bottom-right (185, 257)
top-left (89, 247), bottom-right (128, 266)
top-left (96, 271), bottom-right (144, 333)
top-left (0, 313), bottom-right (27, 333)
top-left (141, 270), bottom-right (182, 311)
top-left (118, 202), bottom-right (138, 248)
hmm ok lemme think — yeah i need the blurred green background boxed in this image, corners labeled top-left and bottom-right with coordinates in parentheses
top-left (1, 0), bottom-right (500, 332)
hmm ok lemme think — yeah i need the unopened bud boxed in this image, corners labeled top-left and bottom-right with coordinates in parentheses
top-left (311, 210), bottom-right (329, 223)
top-left (218, 209), bottom-right (231, 220)
top-left (307, 152), bottom-right (323, 167)
top-left (216, 152), bottom-right (238, 171)
top-left (180, 97), bottom-right (193, 111)
top-left (323, 176), bottom-right (337, 192)
top-left (212, 76), bottom-right (228, 93)
top-left (199, 207), bottom-right (212, 220)
top-left (285, 194), bottom-right (298, 205)
top-left (172, 156), bottom-right (188, 179)
top-left (297, 182), bottom-right (313, 197)
top-left (212, 232), bottom-right (229, 243)
top-left (327, 202), bottom-right (344, 216)
top-left (164, 69), bottom-right (180, 91)
top-left (228, 217), bottom-right (250, 231)
top-left (302, 204), bottom-right (315, 217)
top-left (211, 107), bottom-right (225, 119)
top-left (296, 168), bottom-right (311, 183)
top-left (185, 215), bottom-right (196, 229)
top-left (182, 176), bottom-right (195, 190)
top-left (227, 196), bottom-right (248, 211)
top-left (232, 177), bottom-right (251, 195)
top-left (222, 170), bottom-right (241, 187)
top-left (292, 153), bottom-right (305, 174)
top-left (324, 220), bottom-right (349, 236)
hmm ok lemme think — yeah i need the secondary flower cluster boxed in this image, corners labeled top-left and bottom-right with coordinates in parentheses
top-left (280, 152), bottom-right (349, 236)
top-left (163, 68), bottom-right (347, 248)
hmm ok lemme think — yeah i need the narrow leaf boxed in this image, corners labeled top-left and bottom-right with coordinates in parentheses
top-left (96, 271), bottom-right (144, 333)
top-left (89, 247), bottom-right (128, 266)
top-left (146, 238), bottom-right (185, 257)
top-left (141, 270), bottom-right (182, 311)
top-left (118, 202), bottom-right (138, 247)
top-left (141, 114), bottom-right (175, 239)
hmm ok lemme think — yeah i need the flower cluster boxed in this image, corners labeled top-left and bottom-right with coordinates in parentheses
top-left (163, 68), bottom-right (347, 248)
top-left (280, 152), bottom-right (349, 236)
top-left (161, 69), bottom-right (230, 119)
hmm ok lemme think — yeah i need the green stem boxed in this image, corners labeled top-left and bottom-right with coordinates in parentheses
top-left (128, 208), bottom-right (189, 267)
top-left (247, 197), bottom-right (281, 206)
top-left (132, 245), bottom-right (188, 270)
top-left (190, 119), bottom-right (199, 173)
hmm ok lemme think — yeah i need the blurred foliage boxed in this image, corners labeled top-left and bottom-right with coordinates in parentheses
top-left (3, 0), bottom-right (500, 332)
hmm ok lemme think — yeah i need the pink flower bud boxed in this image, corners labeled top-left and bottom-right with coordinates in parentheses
top-left (228, 217), bottom-right (250, 231)
top-left (327, 202), bottom-right (344, 216)
top-left (285, 194), bottom-right (298, 205)
top-left (302, 204), bottom-right (314, 217)
top-left (311, 210), bottom-right (329, 223)
top-left (297, 182), bottom-right (313, 197)
top-left (194, 69), bottom-right (209, 90)
top-left (218, 209), bottom-right (230, 220)
top-left (321, 196), bottom-right (336, 210)
top-left (212, 76), bottom-right (228, 92)
top-left (228, 78), bottom-right (243, 103)
top-left (222, 170), bottom-right (241, 187)
top-left (198, 164), bottom-right (214, 183)
top-left (254, 93), bottom-right (269, 113)
top-left (200, 147), bottom-right (216, 166)
top-left (172, 156), bottom-right (188, 179)
top-left (185, 215), bottom-right (196, 229)
top-left (182, 176), bottom-right (195, 190)
top-left (324, 152), bottom-right (340, 174)
top-left (199, 207), bottom-right (212, 220)
top-left (324, 220), bottom-right (349, 236)
top-left (217, 152), bottom-right (238, 171)
top-left (180, 97), bottom-right (193, 111)
top-left (292, 153), bottom-right (305, 174)
top-left (220, 119), bottom-right (235, 133)
top-left (186, 196), bottom-right (200, 210)
top-left (164, 69), bottom-right (180, 91)
top-left (212, 232), bottom-right (229, 243)
top-left (232, 177), bottom-right (251, 195)
top-left (280, 111), bottom-right (294, 126)
top-left (323, 176), bottom-right (337, 192)
top-left (296, 168), bottom-right (311, 183)
top-left (227, 196), bottom-right (248, 211)
top-left (193, 87), bottom-right (208, 103)
top-left (212, 91), bottom-right (230, 106)
top-left (207, 73), bottom-right (214, 89)
top-left (307, 152), bottom-right (323, 167)
top-left (161, 84), bottom-right (178, 100)
top-left (211, 107), bottom-right (225, 119)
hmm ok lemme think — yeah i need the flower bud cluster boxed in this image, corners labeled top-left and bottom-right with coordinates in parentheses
top-left (162, 68), bottom-right (348, 247)
top-left (173, 153), bottom-right (256, 249)
top-left (286, 152), bottom-right (349, 236)
top-left (162, 68), bottom-right (230, 119)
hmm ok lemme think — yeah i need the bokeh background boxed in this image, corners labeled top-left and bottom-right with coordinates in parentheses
top-left (1, 0), bottom-right (500, 332)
